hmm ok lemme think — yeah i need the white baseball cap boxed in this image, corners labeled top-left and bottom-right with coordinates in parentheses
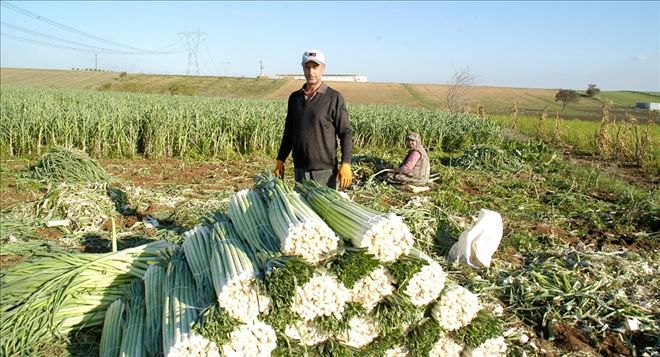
top-left (301, 50), bottom-right (325, 65)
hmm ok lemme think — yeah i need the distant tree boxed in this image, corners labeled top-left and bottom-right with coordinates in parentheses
top-left (447, 67), bottom-right (476, 112)
top-left (586, 83), bottom-right (601, 97)
top-left (555, 89), bottom-right (580, 112)
top-left (119, 72), bottom-right (128, 80)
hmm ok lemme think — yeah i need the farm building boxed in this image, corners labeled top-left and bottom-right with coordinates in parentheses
top-left (273, 74), bottom-right (368, 82)
top-left (635, 102), bottom-right (660, 110)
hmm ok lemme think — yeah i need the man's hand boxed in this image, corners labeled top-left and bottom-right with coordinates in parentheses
top-left (338, 163), bottom-right (352, 189)
top-left (274, 160), bottom-right (285, 179)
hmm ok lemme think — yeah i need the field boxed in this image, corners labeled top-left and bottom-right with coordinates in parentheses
top-left (3, 67), bottom-right (659, 122)
top-left (0, 71), bottom-right (659, 356)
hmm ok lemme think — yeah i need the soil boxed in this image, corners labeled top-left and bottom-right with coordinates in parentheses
top-left (0, 189), bottom-right (36, 210)
top-left (34, 227), bottom-right (66, 241)
top-left (552, 321), bottom-right (598, 354)
top-left (547, 321), bottom-right (633, 356)
top-left (598, 332), bottom-right (633, 356)
top-left (101, 157), bottom-right (270, 192)
top-left (459, 178), bottom-right (481, 195)
top-left (565, 151), bottom-right (658, 191)
top-left (98, 215), bottom-right (140, 231)
top-left (0, 254), bottom-right (25, 269)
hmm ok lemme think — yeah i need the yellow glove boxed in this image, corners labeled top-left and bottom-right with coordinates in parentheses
top-left (338, 163), bottom-right (352, 189)
top-left (274, 160), bottom-right (285, 179)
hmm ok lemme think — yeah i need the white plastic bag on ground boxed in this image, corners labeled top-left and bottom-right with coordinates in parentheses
top-left (448, 209), bottom-right (503, 268)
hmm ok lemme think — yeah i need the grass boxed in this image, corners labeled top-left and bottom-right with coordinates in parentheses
top-left (0, 68), bottom-right (117, 90)
top-left (491, 113), bottom-right (660, 173)
top-left (98, 73), bottom-right (288, 99)
top-left (600, 91), bottom-right (660, 107)
top-left (401, 84), bottom-right (437, 108)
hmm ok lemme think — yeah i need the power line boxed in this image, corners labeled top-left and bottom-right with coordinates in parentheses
top-left (203, 39), bottom-right (221, 75)
top-left (198, 53), bottom-right (212, 76)
top-left (1, 21), bottom-right (153, 54)
top-left (152, 40), bottom-right (187, 53)
top-left (1, 28), bottom-right (186, 55)
top-left (1, 1), bottom-right (173, 54)
top-left (1, 32), bottom-right (110, 53)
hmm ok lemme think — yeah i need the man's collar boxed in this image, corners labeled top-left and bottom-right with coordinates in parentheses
top-left (301, 81), bottom-right (328, 94)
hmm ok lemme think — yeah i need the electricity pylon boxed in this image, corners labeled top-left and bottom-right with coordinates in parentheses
top-left (178, 30), bottom-right (207, 76)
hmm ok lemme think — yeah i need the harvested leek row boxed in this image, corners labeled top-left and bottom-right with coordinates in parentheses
top-left (290, 271), bottom-right (351, 321)
top-left (211, 219), bottom-right (270, 323)
top-left (431, 284), bottom-right (482, 331)
top-left (182, 224), bottom-right (217, 301)
top-left (256, 176), bottom-right (339, 265)
top-left (296, 180), bottom-right (413, 262)
top-left (221, 320), bottom-right (278, 357)
top-left (335, 315), bottom-right (381, 348)
top-left (462, 336), bottom-right (507, 356)
top-left (284, 319), bottom-right (331, 346)
top-left (143, 264), bottom-right (166, 357)
top-left (429, 334), bottom-right (465, 356)
top-left (0, 240), bottom-right (171, 356)
top-left (119, 280), bottom-right (146, 356)
top-left (162, 247), bottom-right (211, 356)
top-left (349, 266), bottom-right (396, 312)
top-left (330, 247), bottom-right (395, 312)
top-left (99, 299), bottom-right (125, 357)
top-left (228, 189), bottom-right (280, 255)
top-left (30, 145), bottom-right (110, 182)
top-left (399, 249), bottom-right (447, 307)
top-left (184, 214), bottom-right (269, 323)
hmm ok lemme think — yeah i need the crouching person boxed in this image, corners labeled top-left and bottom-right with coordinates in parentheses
top-left (386, 132), bottom-right (430, 187)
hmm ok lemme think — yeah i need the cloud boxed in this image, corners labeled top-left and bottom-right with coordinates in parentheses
top-left (633, 54), bottom-right (649, 61)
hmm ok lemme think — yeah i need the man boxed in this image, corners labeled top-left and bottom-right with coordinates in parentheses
top-left (273, 50), bottom-right (353, 189)
top-left (386, 132), bottom-right (430, 186)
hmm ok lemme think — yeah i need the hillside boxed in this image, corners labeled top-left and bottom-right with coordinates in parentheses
top-left (0, 68), bottom-right (117, 90)
top-left (2, 67), bottom-right (658, 121)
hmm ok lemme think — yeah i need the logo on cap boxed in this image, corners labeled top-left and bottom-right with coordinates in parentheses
top-left (302, 49), bottom-right (325, 65)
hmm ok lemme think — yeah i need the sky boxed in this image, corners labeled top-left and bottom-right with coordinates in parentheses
top-left (1, 1), bottom-right (659, 91)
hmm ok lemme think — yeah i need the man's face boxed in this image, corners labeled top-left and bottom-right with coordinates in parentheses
top-left (303, 61), bottom-right (325, 86)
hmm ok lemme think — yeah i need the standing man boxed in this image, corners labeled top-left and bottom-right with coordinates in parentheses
top-left (274, 49), bottom-right (353, 189)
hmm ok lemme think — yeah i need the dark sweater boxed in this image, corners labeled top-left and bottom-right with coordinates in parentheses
top-left (276, 82), bottom-right (353, 170)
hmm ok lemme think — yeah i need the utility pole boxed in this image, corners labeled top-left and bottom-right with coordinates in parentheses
top-left (259, 60), bottom-right (264, 77)
top-left (95, 54), bottom-right (98, 71)
top-left (178, 30), bottom-right (207, 76)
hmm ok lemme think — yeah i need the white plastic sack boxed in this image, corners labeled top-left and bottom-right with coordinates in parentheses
top-left (448, 209), bottom-right (503, 268)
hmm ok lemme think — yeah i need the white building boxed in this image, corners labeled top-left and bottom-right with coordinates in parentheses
top-left (273, 74), bottom-right (367, 82)
top-left (636, 102), bottom-right (660, 110)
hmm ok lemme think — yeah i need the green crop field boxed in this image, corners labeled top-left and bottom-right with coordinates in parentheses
top-left (0, 72), bottom-right (658, 357)
top-left (0, 86), bottom-right (500, 159)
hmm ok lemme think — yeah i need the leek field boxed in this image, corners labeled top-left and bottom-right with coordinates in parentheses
top-left (0, 85), bottom-right (658, 356)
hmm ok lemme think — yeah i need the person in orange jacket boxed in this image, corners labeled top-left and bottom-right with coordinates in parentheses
top-left (273, 49), bottom-right (353, 189)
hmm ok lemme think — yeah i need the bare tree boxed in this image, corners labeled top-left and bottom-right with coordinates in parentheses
top-left (446, 67), bottom-right (476, 112)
